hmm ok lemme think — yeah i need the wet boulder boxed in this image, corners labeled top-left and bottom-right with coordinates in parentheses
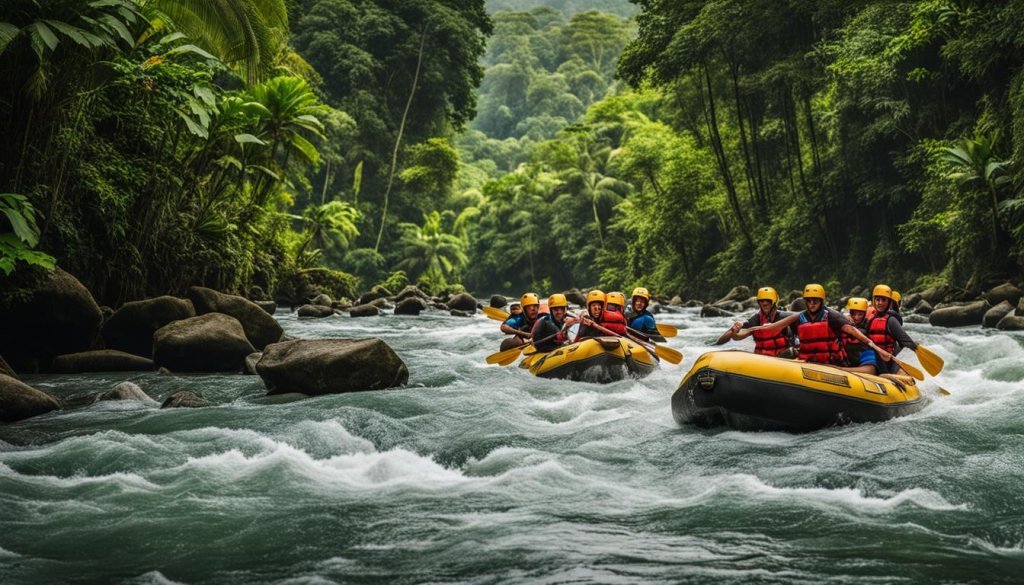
top-left (49, 350), bottom-right (153, 373)
top-left (902, 293), bottom-right (923, 310)
top-left (985, 283), bottom-right (1023, 308)
top-left (349, 304), bottom-right (380, 317)
top-left (713, 285), bottom-right (750, 305)
top-left (913, 300), bottom-right (933, 315)
top-left (161, 390), bottom-right (210, 409)
top-left (713, 301), bottom-right (744, 312)
top-left (983, 301), bottom-right (1016, 328)
top-left (101, 296), bottom-right (195, 358)
top-left (928, 300), bottom-right (990, 328)
top-left (369, 297), bottom-right (390, 309)
top-left (447, 293), bottom-right (478, 313)
top-left (701, 304), bottom-right (734, 318)
top-left (450, 309), bottom-right (472, 317)
top-left (244, 352), bottom-right (262, 375)
top-left (489, 295), bottom-right (507, 309)
top-left (255, 301), bottom-right (277, 315)
top-left (0, 267), bottom-right (103, 370)
top-left (997, 313), bottom-right (1024, 331)
top-left (669, 295), bottom-right (684, 306)
top-left (256, 338), bottom-right (409, 396)
top-left (309, 293), bottom-right (333, 307)
top-left (186, 286), bottom-right (283, 350)
top-left (153, 313), bottom-right (256, 372)
top-left (395, 297), bottom-right (426, 316)
top-left (0, 374), bottom-right (60, 422)
top-left (904, 314), bottom-right (930, 324)
top-left (297, 304), bottom-right (334, 319)
top-left (97, 381), bottom-right (155, 402)
top-left (395, 285), bottom-right (429, 302)
top-left (357, 285), bottom-right (392, 306)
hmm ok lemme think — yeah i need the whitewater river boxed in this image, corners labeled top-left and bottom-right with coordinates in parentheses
top-left (2, 308), bottom-right (1023, 583)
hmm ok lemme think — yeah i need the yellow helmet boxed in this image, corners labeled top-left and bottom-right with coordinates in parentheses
top-left (891, 290), bottom-right (902, 304)
top-left (846, 297), bottom-right (869, 312)
top-left (631, 287), bottom-right (651, 301)
top-left (803, 283), bottom-right (826, 301)
top-left (872, 284), bottom-right (893, 300)
top-left (586, 290), bottom-right (606, 305)
top-left (547, 293), bottom-right (568, 309)
top-left (520, 292), bottom-right (540, 307)
top-left (756, 287), bottom-right (779, 304)
top-left (606, 291), bottom-right (626, 307)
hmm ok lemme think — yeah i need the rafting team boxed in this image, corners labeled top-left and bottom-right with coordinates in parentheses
top-left (500, 283), bottom-right (917, 377)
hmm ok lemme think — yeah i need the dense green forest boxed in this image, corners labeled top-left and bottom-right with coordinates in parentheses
top-left (2, 0), bottom-right (1023, 305)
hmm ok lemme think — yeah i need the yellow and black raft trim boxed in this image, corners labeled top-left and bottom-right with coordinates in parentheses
top-left (520, 336), bottom-right (658, 382)
top-left (672, 350), bottom-right (926, 432)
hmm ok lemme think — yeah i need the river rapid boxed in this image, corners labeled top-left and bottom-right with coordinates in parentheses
top-left (2, 308), bottom-right (1023, 584)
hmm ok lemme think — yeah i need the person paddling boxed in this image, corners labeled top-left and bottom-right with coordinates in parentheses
top-left (864, 284), bottom-right (919, 375)
top-left (573, 290), bottom-right (610, 341)
top-left (717, 286), bottom-right (796, 358)
top-left (601, 291), bottom-right (630, 336)
top-left (531, 294), bottom-right (571, 353)
top-left (840, 297), bottom-right (880, 374)
top-left (499, 293), bottom-right (540, 351)
top-left (742, 284), bottom-right (893, 367)
top-left (625, 287), bottom-right (660, 337)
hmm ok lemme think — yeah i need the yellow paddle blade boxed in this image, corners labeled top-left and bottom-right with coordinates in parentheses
top-left (938, 387), bottom-right (951, 396)
top-left (655, 323), bottom-right (678, 337)
top-left (485, 345), bottom-right (523, 365)
top-left (498, 353), bottom-right (520, 367)
top-left (653, 343), bottom-right (683, 365)
top-left (522, 345), bottom-right (538, 356)
top-left (915, 346), bottom-right (944, 376)
top-left (893, 358), bottom-right (924, 381)
top-left (482, 306), bottom-right (510, 322)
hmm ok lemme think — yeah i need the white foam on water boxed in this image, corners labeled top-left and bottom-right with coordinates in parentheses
top-left (0, 461), bottom-right (159, 491)
top-left (0, 545), bottom-right (21, 558)
top-left (970, 536), bottom-right (1024, 557)
top-left (126, 571), bottom-right (190, 585)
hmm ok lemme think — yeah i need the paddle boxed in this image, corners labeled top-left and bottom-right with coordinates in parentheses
top-left (889, 354), bottom-right (950, 396)
top-left (655, 323), bottom-right (678, 337)
top-left (482, 306), bottom-right (510, 322)
top-left (915, 346), bottom-right (944, 376)
top-left (585, 319), bottom-right (683, 365)
top-left (626, 326), bottom-right (667, 344)
top-left (486, 326), bottom-right (571, 366)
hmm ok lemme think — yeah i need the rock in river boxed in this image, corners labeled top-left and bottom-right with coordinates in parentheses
top-left (49, 350), bottom-right (154, 373)
top-left (187, 286), bottom-right (283, 350)
top-left (0, 374), bottom-right (60, 422)
top-left (102, 296), bottom-right (195, 357)
top-left (929, 300), bottom-right (990, 328)
top-left (153, 313), bottom-right (255, 372)
top-left (256, 339), bottom-right (409, 396)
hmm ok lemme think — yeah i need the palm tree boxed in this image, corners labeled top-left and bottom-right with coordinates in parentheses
top-left (298, 200), bottom-right (360, 257)
top-left (563, 145), bottom-right (631, 246)
top-left (943, 132), bottom-right (1012, 249)
top-left (396, 211), bottom-right (469, 284)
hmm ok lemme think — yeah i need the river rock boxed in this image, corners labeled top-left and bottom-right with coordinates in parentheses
top-left (701, 304), bottom-right (734, 318)
top-left (0, 267), bottom-right (103, 370)
top-left (563, 289), bottom-right (587, 307)
top-left (648, 302), bottom-right (662, 314)
top-left (450, 309), bottom-right (472, 317)
top-left (929, 300), bottom-right (990, 328)
top-left (161, 390), bottom-right (210, 409)
top-left (997, 313), bottom-right (1024, 331)
top-left (153, 313), bottom-right (255, 372)
top-left (101, 296), bottom-right (196, 357)
top-left (0, 355), bottom-right (15, 379)
top-left (310, 293), bottom-right (333, 307)
top-left (489, 295), bottom-right (507, 308)
top-left (349, 304), bottom-right (380, 317)
top-left (913, 300), bottom-right (933, 315)
top-left (713, 286), bottom-right (750, 305)
top-left (0, 374), bottom-right (61, 422)
top-left (985, 283), bottom-right (1023, 308)
top-left (297, 304), bottom-right (334, 319)
top-left (49, 350), bottom-right (153, 373)
top-left (448, 293), bottom-right (478, 312)
top-left (685, 300), bottom-right (703, 308)
top-left (372, 297), bottom-right (392, 308)
top-left (357, 285), bottom-right (392, 306)
top-left (257, 339), bottom-right (408, 396)
top-left (902, 293), bottom-right (923, 310)
top-left (395, 297), bottom-right (426, 315)
top-left (429, 302), bottom-right (449, 311)
top-left (98, 381), bottom-right (154, 402)
top-left (983, 301), bottom-right (1016, 328)
top-left (245, 352), bottom-right (262, 375)
top-left (904, 314), bottom-right (930, 324)
top-left (186, 286), bottom-right (283, 350)
top-left (713, 301), bottom-right (744, 312)
top-left (789, 298), bottom-right (807, 312)
top-left (395, 285), bottom-right (429, 302)
top-left (669, 295), bottom-right (684, 306)
top-left (255, 301), bottom-right (277, 315)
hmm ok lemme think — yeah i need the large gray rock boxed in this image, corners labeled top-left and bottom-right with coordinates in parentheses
top-left (448, 293), bottom-right (478, 312)
top-left (245, 352), bottom-right (262, 375)
top-left (489, 295), bottom-right (507, 309)
top-left (187, 286), bottom-right (283, 350)
top-left (161, 390), bottom-right (210, 409)
top-left (983, 301), bottom-right (1016, 328)
top-left (153, 313), bottom-right (255, 372)
top-left (0, 374), bottom-right (60, 422)
top-left (349, 304), bottom-right (380, 317)
top-left (713, 300), bottom-right (744, 312)
top-left (902, 293), bottom-right (923, 310)
top-left (309, 293), bottom-right (333, 307)
top-left (913, 300), bottom-right (933, 315)
top-left (0, 267), bottom-right (102, 370)
top-left (714, 285), bottom-right (751, 305)
top-left (929, 300), bottom-right (990, 328)
top-left (394, 297), bottom-right (427, 315)
top-left (97, 381), bottom-right (154, 402)
top-left (49, 350), bottom-right (153, 373)
top-left (357, 285), bottom-right (393, 306)
top-left (904, 314), bottom-right (930, 324)
top-left (997, 313), bottom-right (1024, 331)
top-left (450, 309), bottom-right (472, 317)
top-left (255, 301), bottom-right (277, 315)
top-left (563, 289), bottom-right (587, 307)
top-left (395, 285), bottom-right (429, 302)
top-left (669, 295), bottom-right (684, 306)
top-left (101, 296), bottom-right (195, 357)
top-left (985, 283), bottom-right (1023, 308)
top-left (297, 304), bottom-right (334, 319)
top-left (700, 304), bottom-right (734, 318)
top-left (256, 339), bottom-right (409, 396)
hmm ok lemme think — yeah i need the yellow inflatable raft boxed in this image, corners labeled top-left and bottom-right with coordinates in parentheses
top-left (672, 350), bottom-right (926, 432)
top-left (520, 336), bottom-right (658, 382)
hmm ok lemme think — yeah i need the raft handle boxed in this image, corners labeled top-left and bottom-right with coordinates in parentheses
top-left (697, 370), bottom-right (716, 391)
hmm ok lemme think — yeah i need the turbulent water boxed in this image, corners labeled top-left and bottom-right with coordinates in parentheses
top-left (2, 308), bottom-right (1024, 584)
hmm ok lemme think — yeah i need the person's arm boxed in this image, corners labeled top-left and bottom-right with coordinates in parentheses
top-left (743, 312), bottom-right (798, 334)
top-left (887, 319), bottom-right (918, 352)
top-left (841, 323), bottom-right (892, 362)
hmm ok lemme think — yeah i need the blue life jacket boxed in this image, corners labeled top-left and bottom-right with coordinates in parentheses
top-left (628, 310), bottom-right (657, 333)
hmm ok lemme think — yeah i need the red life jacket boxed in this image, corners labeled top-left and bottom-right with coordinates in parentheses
top-left (600, 309), bottom-right (628, 335)
top-left (797, 310), bottom-right (847, 365)
top-left (842, 319), bottom-right (868, 350)
top-left (867, 312), bottom-right (895, 353)
top-left (752, 311), bottom-right (790, 356)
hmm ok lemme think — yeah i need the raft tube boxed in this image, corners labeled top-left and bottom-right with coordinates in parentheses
top-left (672, 350), bottom-right (926, 432)
top-left (520, 336), bottom-right (657, 382)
